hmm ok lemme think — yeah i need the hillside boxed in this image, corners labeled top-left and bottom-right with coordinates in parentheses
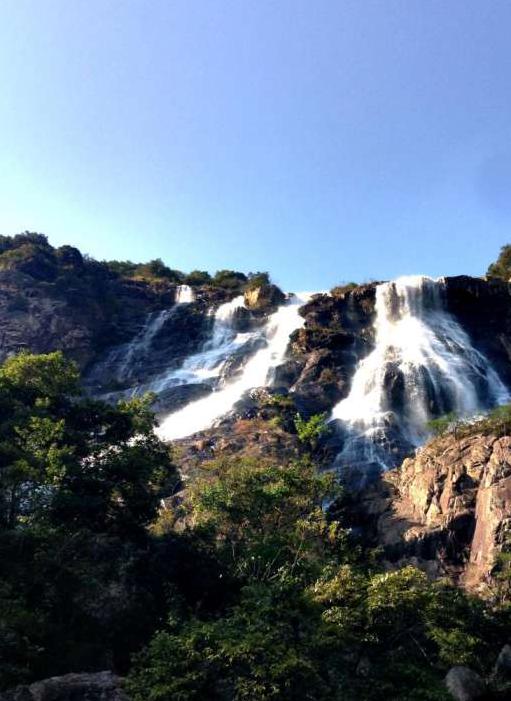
top-left (1, 235), bottom-right (511, 700)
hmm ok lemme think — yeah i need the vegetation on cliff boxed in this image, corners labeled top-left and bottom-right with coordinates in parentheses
top-left (487, 244), bottom-right (511, 281)
top-left (0, 231), bottom-right (270, 294)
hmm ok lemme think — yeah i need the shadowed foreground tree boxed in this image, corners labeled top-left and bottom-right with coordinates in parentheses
top-left (0, 352), bottom-right (230, 687)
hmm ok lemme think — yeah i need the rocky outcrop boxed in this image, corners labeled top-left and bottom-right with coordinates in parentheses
top-left (0, 236), bottom-right (248, 374)
top-left (357, 432), bottom-right (511, 592)
top-left (280, 285), bottom-right (378, 415)
top-left (170, 388), bottom-right (302, 480)
top-left (243, 283), bottom-right (286, 311)
top-left (0, 265), bottom-right (177, 370)
top-left (0, 672), bottom-right (128, 701)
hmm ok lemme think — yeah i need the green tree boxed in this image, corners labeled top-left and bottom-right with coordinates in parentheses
top-left (189, 456), bottom-right (342, 581)
top-left (487, 244), bottom-right (511, 280)
top-left (184, 269), bottom-right (212, 286)
top-left (245, 271), bottom-right (271, 290)
top-left (0, 352), bottom-right (188, 685)
top-left (212, 269), bottom-right (247, 289)
top-left (294, 412), bottom-right (330, 451)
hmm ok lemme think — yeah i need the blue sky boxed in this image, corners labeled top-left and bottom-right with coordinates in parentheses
top-left (0, 1), bottom-right (511, 291)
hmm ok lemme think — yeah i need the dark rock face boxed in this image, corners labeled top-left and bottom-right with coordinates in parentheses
top-left (83, 292), bottom-right (269, 414)
top-left (494, 645), bottom-right (511, 681)
top-left (0, 672), bottom-right (129, 701)
top-left (0, 244), bottom-right (240, 375)
top-left (83, 302), bottom-right (214, 399)
top-left (0, 267), bottom-right (176, 370)
top-left (284, 285), bottom-right (378, 415)
top-left (444, 276), bottom-right (511, 388)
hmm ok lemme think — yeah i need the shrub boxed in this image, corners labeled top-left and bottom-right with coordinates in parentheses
top-left (294, 412), bottom-right (330, 450)
top-left (212, 269), bottom-right (247, 289)
top-left (184, 269), bottom-right (212, 286)
top-left (426, 411), bottom-right (459, 437)
top-left (330, 282), bottom-right (358, 297)
top-left (244, 271), bottom-right (271, 291)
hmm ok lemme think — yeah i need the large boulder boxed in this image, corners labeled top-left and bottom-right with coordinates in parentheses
top-left (0, 672), bottom-right (129, 701)
top-left (493, 644), bottom-right (511, 680)
top-left (445, 667), bottom-right (487, 701)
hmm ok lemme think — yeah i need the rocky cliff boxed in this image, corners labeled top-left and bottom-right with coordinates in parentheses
top-left (355, 429), bottom-right (511, 593)
top-left (274, 284), bottom-right (377, 415)
top-left (0, 235), bottom-right (244, 375)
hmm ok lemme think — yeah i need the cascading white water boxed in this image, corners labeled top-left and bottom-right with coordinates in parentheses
top-left (175, 284), bottom-right (194, 304)
top-left (146, 295), bottom-right (249, 393)
top-left (88, 284), bottom-right (195, 388)
top-left (116, 308), bottom-right (173, 380)
top-left (331, 276), bottom-right (509, 480)
top-left (156, 292), bottom-right (313, 440)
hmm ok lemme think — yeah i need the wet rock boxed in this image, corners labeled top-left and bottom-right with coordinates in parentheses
top-left (445, 666), bottom-right (487, 701)
top-left (444, 275), bottom-right (511, 389)
top-left (154, 383), bottom-right (212, 416)
top-left (273, 358), bottom-right (303, 388)
top-left (283, 284), bottom-right (378, 417)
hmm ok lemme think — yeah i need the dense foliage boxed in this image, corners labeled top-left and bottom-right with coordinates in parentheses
top-left (0, 352), bottom-right (230, 687)
top-left (0, 232), bottom-right (266, 294)
top-left (294, 412), bottom-right (330, 451)
top-left (128, 457), bottom-right (511, 701)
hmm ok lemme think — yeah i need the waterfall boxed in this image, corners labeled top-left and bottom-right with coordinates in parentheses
top-left (147, 295), bottom-right (249, 393)
top-left (115, 308), bottom-right (173, 381)
top-left (175, 284), bottom-right (194, 304)
top-left (87, 284), bottom-right (195, 389)
top-left (156, 292), bottom-right (313, 441)
top-left (331, 276), bottom-right (509, 482)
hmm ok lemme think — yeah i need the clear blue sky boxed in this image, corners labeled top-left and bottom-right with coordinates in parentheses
top-left (0, 1), bottom-right (511, 291)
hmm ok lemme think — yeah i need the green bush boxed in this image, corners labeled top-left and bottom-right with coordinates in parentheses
top-left (330, 282), bottom-right (358, 297)
top-left (426, 411), bottom-right (459, 437)
top-left (128, 452), bottom-right (511, 701)
top-left (294, 412), bottom-right (330, 450)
